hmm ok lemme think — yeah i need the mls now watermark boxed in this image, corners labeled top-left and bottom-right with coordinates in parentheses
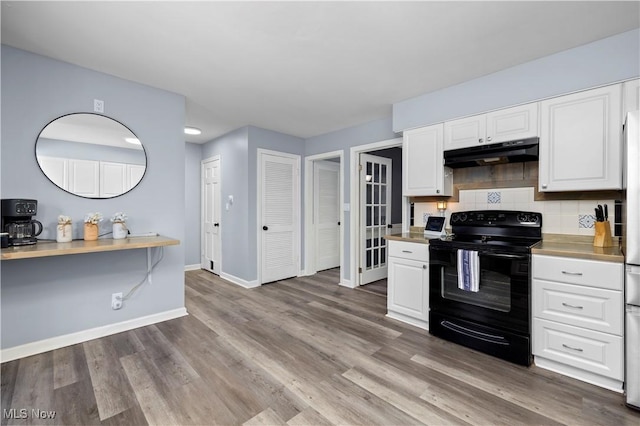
top-left (3, 408), bottom-right (57, 420)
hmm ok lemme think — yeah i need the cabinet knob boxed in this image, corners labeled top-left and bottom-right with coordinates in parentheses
top-left (423, 264), bottom-right (427, 269)
top-left (541, 184), bottom-right (548, 189)
top-left (487, 136), bottom-right (492, 142)
top-left (436, 189), bottom-right (440, 194)
top-left (478, 138), bottom-right (483, 143)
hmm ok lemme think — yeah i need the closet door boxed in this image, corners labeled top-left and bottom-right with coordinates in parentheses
top-left (259, 150), bottom-right (300, 284)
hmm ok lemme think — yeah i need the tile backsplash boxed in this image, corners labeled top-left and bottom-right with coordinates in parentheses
top-left (413, 187), bottom-right (616, 236)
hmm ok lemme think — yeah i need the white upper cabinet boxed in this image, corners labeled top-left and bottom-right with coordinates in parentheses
top-left (539, 84), bottom-right (622, 192)
top-left (403, 123), bottom-right (452, 196)
top-left (444, 103), bottom-right (539, 151)
top-left (68, 159), bottom-right (100, 198)
top-left (623, 79), bottom-right (640, 116)
top-left (444, 114), bottom-right (485, 150)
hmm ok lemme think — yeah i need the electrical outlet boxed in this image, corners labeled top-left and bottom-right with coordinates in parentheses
top-left (94, 99), bottom-right (104, 113)
top-left (111, 292), bottom-right (123, 310)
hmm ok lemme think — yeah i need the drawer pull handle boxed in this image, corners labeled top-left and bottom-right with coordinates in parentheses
top-left (402, 250), bottom-right (413, 253)
top-left (562, 302), bottom-right (584, 309)
top-left (561, 271), bottom-right (583, 276)
top-left (562, 344), bottom-right (584, 352)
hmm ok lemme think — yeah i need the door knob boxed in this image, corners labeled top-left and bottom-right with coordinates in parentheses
top-left (263, 226), bottom-right (268, 231)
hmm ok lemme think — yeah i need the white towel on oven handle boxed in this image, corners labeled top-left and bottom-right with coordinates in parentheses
top-left (457, 249), bottom-right (480, 292)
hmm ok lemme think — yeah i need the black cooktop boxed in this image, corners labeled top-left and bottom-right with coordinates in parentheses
top-left (429, 210), bottom-right (542, 253)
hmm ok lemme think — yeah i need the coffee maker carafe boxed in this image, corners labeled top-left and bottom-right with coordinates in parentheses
top-left (1, 199), bottom-right (43, 246)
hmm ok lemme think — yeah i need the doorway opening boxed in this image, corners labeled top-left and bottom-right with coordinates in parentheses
top-left (303, 150), bottom-right (344, 285)
top-left (349, 138), bottom-right (404, 288)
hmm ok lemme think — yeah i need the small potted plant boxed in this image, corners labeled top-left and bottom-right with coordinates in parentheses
top-left (56, 215), bottom-right (72, 243)
top-left (83, 212), bottom-right (103, 241)
top-left (111, 212), bottom-right (128, 240)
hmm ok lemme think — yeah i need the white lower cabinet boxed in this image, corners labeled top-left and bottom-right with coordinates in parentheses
top-left (532, 254), bottom-right (624, 391)
top-left (387, 240), bottom-right (429, 330)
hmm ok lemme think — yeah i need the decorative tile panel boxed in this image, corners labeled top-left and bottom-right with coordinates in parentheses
top-left (423, 212), bottom-right (431, 224)
top-left (578, 214), bottom-right (596, 229)
top-left (487, 191), bottom-right (501, 204)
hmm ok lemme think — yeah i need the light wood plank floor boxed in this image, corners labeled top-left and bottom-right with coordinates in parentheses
top-left (2, 269), bottom-right (639, 425)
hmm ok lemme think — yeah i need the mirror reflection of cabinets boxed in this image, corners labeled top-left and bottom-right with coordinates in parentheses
top-left (35, 113), bottom-right (147, 199)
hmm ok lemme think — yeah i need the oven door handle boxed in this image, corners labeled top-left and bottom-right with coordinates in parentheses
top-left (430, 246), bottom-right (528, 261)
top-left (481, 253), bottom-right (529, 261)
top-left (440, 320), bottom-right (510, 346)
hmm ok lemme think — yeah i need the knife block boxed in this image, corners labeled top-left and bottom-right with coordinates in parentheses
top-left (593, 221), bottom-right (613, 247)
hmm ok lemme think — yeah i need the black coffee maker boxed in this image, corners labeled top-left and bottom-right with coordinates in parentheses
top-left (1, 199), bottom-right (43, 246)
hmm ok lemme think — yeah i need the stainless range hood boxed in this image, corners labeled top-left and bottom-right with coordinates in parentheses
top-left (444, 137), bottom-right (539, 168)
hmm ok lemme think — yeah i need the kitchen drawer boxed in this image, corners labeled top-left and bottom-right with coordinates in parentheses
top-left (532, 255), bottom-right (623, 290)
top-left (388, 240), bottom-right (428, 262)
top-left (533, 318), bottom-right (623, 380)
top-left (533, 279), bottom-right (623, 335)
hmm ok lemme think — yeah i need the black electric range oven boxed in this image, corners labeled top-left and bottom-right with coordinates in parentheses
top-left (428, 210), bottom-right (542, 366)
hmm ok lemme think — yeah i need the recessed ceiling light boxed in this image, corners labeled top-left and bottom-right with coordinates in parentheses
top-left (124, 137), bottom-right (141, 145)
top-left (184, 126), bottom-right (202, 135)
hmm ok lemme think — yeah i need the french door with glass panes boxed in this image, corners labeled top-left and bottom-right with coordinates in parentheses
top-left (359, 153), bottom-right (392, 285)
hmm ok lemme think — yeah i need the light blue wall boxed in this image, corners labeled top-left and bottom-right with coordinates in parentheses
top-left (201, 127), bottom-right (251, 281)
top-left (184, 142), bottom-right (202, 266)
top-left (199, 126), bottom-right (305, 283)
top-left (305, 117), bottom-right (400, 281)
top-left (393, 29), bottom-right (640, 132)
top-left (37, 138), bottom-right (146, 165)
top-left (1, 46), bottom-right (186, 349)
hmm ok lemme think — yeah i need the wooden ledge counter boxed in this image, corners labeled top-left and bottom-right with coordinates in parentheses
top-left (1, 236), bottom-right (180, 260)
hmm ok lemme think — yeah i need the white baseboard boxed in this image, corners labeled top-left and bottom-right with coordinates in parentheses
top-left (220, 271), bottom-right (260, 289)
top-left (339, 278), bottom-right (355, 289)
top-left (0, 307), bottom-right (188, 363)
top-left (184, 264), bottom-right (201, 271)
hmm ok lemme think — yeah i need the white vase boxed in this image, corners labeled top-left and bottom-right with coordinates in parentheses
top-left (56, 223), bottom-right (72, 243)
top-left (113, 222), bottom-right (128, 239)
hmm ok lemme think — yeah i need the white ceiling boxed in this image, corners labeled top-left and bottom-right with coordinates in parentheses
top-left (2, 1), bottom-right (639, 144)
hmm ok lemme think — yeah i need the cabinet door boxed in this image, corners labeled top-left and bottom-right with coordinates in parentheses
top-left (444, 114), bottom-right (486, 150)
top-left (387, 256), bottom-right (429, 321)
top-left (37, 156), bottom-right (68, 190)
top-left (68, 159), bottom-right (100, 198)
top-left (126, 164), bottom-right (145, 191)
top-left (100, 162), bottom-right (128, 198)
top-left (486, 103), bottom-right (539, 143)
top-left (539, 84), bottom-right (622, 191)
top-left (403, 124), bottom-right (451, 196)
top-left (623, 79), bottom-right (640, 116)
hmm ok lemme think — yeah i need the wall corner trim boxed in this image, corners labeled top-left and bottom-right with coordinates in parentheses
top-left (220, 272), bottom-right (260, 289)
top-left (0, 308), bottom-right (188, 363)
top-left (339, 278), bottom-right (355, 289)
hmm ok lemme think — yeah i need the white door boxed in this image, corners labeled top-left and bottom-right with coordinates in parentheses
top-left (360, 153), bottom-right (392, 285)
top-left (201, 157), bottom-right (221, 275)
top-left (314, 160), bottom-right (340, 271)
top-left (260, 150), bottom-right (300, 284)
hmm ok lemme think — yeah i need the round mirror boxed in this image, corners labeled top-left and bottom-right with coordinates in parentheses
top-left (35, 113), bottom-right (147, 199)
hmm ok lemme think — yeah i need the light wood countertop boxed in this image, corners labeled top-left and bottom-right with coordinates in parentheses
top-left (532, 234), bottom-right (624, 263)
top-left (1, 235), bottom-right (179, 260)
top-left (385, 232), bottom-right (625, 263)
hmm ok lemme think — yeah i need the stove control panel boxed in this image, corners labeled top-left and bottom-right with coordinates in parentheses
top-left (450, 210), bottom-right (542, 227)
